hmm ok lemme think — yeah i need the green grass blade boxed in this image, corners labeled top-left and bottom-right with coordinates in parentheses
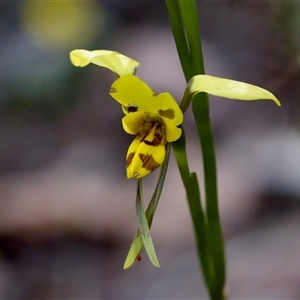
top-left (123, 145), bottom-right (171, 269)
top-left (135, 179), bottom-right (160, 267)
top-left (165, 0), bottom-right (193, 81)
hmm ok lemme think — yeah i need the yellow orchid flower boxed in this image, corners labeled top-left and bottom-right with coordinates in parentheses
top-left (70, 49), bottom-right (280, 179)
top-left (70, 49), bottom-right (183, 178)
top-left (109, 74), bottom-right (183, 178)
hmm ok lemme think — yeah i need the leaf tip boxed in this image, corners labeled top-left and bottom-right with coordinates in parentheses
top-left (123, 254), bottom-right (141, 270)
top-left (273, 97), bottom-right (281, 106)
top-left (154, 261), bottom-right (161, 268)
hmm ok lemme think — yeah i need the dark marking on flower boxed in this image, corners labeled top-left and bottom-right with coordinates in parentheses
top-left (139, 153), bottom-right (161, 172)
top-left (128, 106), bottom-right (138, 113)
top-left (158, 109), bottom-right (175, 119)
top-left (109, 87), bottom-right (116, 93)
top-left (144, 127), bottom-right (164, 146)
top-left (153, 92), bottom-right (158, 97)
top-left (137, 122), bottom-right (155, 140)
top-left (144, 140), bottom-right (158, 146)
top-left (140, 122), bottom-right (165, 147)
top-left (124, 103), bottom-right (138, 113)
top-left (126, 152), bottom-right (135, 167)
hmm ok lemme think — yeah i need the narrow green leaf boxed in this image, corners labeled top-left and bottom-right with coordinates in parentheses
top-left (177, 0), bottom-right (205, 77)
top-left (188, 75), bottom-right (281, 106)
top-left (123, 145), bottom-right (171, 269)
top-left (165, 0), bottom-right (193, 81)
top-left (123, 232), bottom-right (143, 270)
top-left (135, 179), bottom-right (160, 267)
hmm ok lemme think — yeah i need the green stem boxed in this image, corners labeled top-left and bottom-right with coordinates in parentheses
top-left (180, 2), bottom-right (226, 295)
top-left (166, 1), bottom-right (226, 299)
top-left (192, 97), bottom-right (226, 299)
top-left (172, 129), bottom-right (213, 291)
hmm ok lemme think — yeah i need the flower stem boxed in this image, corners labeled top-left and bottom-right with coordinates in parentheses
top-left (166, 1), bottom-right (226, 299)
top-left (172, 129), bottom-right (213, 291)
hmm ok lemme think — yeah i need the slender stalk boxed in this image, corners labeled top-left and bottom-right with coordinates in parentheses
top-left (179, 3), bottom-right (226, 295)
top-left (145, 143), bottom-right (171, 226)
top-left (192, 98), bottom-right (226, 299)
top-left (172, 129), bottom-right (213, 291)
top-left (166, 1), bottom-right (226, 299)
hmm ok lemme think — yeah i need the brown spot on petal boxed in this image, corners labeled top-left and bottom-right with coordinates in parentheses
top-left (109, 87), bottom-right (116, 93)
top-left (126, 152), bottom-right (135, 167)
top-left (153, 92), bottom-right (158, 97)
top-left (158, 109), bottom-right (175, 119)
top-left (127, 106), bottom-right (138, 113)
top-left (141, 122), bottom-right (165, 147)
top-left (125, 103), bottom-right (138, 113)
top-left (139, 153), bottom-right (161, 172)
top-left (144, 126), bottom-right (164, 146)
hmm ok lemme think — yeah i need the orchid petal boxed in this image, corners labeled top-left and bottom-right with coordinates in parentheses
top-left (126, 124), bottom-right (166, 179)
top-left (127, 142), bottom-right (166, 179)
top-left (70, 49), bottom-right (140, 76)
top-left (122, 112), bottom-right (145, 135)
top-left (163, 118), bottom-right (182, 142)
top-left (110, 75), bottom-right (183, 125)
top-left (188, 74), bottom-right (281, 106)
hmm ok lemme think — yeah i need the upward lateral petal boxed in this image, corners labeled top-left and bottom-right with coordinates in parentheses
top-left (188, 74), bottom-right (281, 106)
top-left (70, 49), bottom-right (140, 77)
top-left (109, 75), bottom-right (156, 110)
top-left (155, 92), bottom-right (183, 126)
top-left (110, 75), bottom-right (183, 125)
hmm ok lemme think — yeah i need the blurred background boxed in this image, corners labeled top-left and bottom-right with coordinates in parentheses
top-left (0, 1), bottom-right (300, 299)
